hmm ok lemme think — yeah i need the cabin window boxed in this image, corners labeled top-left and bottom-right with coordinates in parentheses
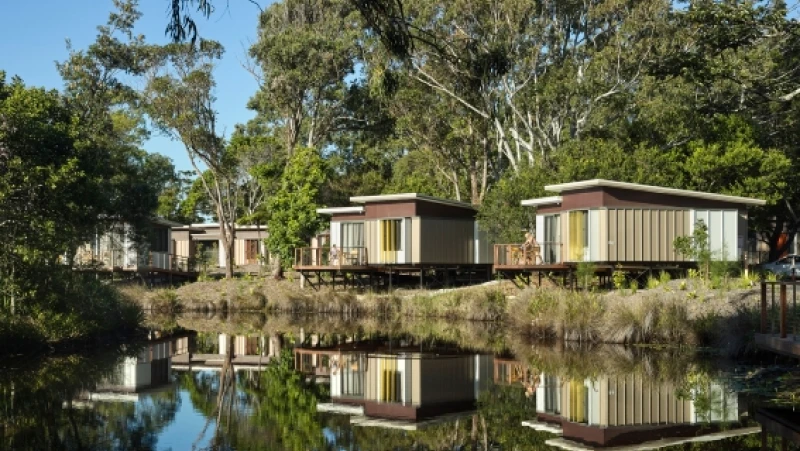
top-left (340, 222), bottom-right (364, 249)
top-left (150, 228), bottom-right (169, 253)
top-left (568, 210), bottom-right (588, 261)
top-left (245, 239), bottom-right (260, 264)
top-left (380, 219), bottom-right (402, 252)
top-left (380, 219), bottom-right (403, 263)
top-left (543, 215), bottom-right (561, 263)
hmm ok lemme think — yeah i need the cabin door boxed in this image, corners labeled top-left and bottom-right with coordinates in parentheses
top-left (380, 219), bottom-right (405, 264)
top-left (245, 239), bottom-right (260, 265)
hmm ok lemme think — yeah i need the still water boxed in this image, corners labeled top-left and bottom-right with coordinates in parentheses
top-left (2, 313), bottom-right (800, 450)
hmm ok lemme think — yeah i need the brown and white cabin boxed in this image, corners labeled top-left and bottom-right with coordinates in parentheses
top-left (73, 217), bottom-right (183, 272)
top-left (172, 223), bottom-right (268, 269)
top-left (515, 179), bottom-right (765, 266)
top-left (303, 193), bottom-right (492, 267)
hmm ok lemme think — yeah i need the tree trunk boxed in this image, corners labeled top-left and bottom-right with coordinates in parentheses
top-left (272, 254), bottom-right (284, 280)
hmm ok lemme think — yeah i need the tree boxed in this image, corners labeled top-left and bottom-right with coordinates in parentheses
top-left (265, 147), bottom-right (326, 277)
top-left (247, 0), bottom-right (362, 158)
top-left (144, 39), bottom-right (241, 278)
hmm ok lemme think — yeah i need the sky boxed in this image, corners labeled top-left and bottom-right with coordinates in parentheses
top-left (0, 0), bottom-right (270, 172)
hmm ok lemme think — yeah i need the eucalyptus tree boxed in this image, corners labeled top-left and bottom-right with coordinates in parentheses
top-left (247, 0), bottom-right (363, 158)
top-left (143, 40), bottom-right (241, 278)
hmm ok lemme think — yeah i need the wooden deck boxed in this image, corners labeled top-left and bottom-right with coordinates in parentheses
top-left (171, 353), bottom-right (272, 370)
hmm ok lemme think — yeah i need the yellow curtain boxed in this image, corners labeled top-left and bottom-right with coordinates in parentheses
top-left (569, 211), bottom-right (587, 261)
top-left (569, 380), bottom-right (587, 423)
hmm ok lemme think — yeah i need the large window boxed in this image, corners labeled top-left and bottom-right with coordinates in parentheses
top-left (380, 219), bottom-right (402, 263)
top-left (341, 222), bottom-right (364, 249)
top-left (568, 210), bottom-right (588, 261)
top-left (150, 227), bottom-right (169, 253)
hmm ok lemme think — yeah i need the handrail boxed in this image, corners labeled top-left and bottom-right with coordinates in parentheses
top-left (294, 246), bottom-right (368, 267)
top-left (494, 242), bottom-right (562, 266)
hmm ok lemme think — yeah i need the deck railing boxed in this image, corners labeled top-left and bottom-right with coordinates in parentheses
top-left (760, 280), bottom-right (800, 339)
top-left (494, 242), bottom-right (562, 266)
top-left (73, 251), bottom-right (197, 273)
top-left (294, 247), bottom-right (369, 267)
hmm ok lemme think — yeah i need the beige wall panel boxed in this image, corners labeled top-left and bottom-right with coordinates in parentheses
top-left (236, 230), bottom-right (267, 240)
top-left (412, 218), bottom-right (421, 264)
top-left (418, 218), bottom-right (474, 264)
top-left (634, 210), bottom-right (643, 261)
top-left (609, 210), bottom-right (618, 261)
top-left (365, 220), bottom-right (378, 264)
top-left (599, 209), bottom-right (608, 261)
top-left (643, 212), bottom-right (649, 262)
top-left (599, 379), bottom-right (609, 427)
top-left (624, 210), bottom-right (633, 261)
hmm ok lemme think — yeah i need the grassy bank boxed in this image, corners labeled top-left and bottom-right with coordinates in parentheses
top-left (130, 276), bottom-right (762, 353)
top-left (1, 277), bottom-right (144, 355)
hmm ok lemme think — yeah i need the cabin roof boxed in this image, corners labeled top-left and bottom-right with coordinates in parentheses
top-left (520, 196), bottom-right (563, 207)
top-left (348, 193), bottom-right (476, 210)
top-left (317, 206), bottom-right (365, 215)
top-left (523, 179), bottom-right (766, 206)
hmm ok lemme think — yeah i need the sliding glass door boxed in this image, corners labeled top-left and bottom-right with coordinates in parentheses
top-left (380, 219), bottom-right (403, 264)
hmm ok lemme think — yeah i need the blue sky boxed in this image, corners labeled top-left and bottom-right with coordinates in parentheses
top-left (0, 0), bottom-right (270, 172)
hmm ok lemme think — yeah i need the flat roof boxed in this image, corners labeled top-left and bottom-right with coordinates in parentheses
top-left (544, 179), bottom-right (766, 206)
top-left (317, 206), bottom-right (365, 215)
top-left (521, 196), bottom-right (563, 207)
top-left (349, 193), bottom-right (476, 210)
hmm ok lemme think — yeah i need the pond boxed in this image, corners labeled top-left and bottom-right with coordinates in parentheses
top-left (2, 313), bottom-right (800, 450)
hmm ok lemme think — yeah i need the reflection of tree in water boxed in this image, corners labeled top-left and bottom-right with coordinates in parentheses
top-left (0, 345), bottom-right (180, 450)
top-left (179, 340), bottom-right (328, 451)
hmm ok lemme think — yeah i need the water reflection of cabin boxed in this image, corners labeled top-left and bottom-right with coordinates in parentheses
top-left (496, 179), bottom-right (766, 285)
top-left (86, 334), bottom-right (191, 401)
top-left (328, 352), bottom-right (493, 421)
top-left (531, 373), bottom-right (754, 449)
top-left (294, 193), bottom-right (494, 289)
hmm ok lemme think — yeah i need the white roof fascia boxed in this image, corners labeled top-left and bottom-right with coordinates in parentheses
top-left (521, 196), bottom-right (563, 207)
top-left (544, 179), bottom-right (767, 206)
top-left (316, 206), bottom-right (365, 215)
top-left (349, 193), bottom-right (476, 210)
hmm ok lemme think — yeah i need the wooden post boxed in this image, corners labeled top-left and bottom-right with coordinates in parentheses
top-left (760, 280), bottom-right (767, 334)
top-left (419, 266), bottom-right (424, 289)
top-left (781, 283), bottom-right (788, 339)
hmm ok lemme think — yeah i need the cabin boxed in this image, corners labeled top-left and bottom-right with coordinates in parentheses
top-left (171, 223), bottom-right (269, 270)
top-left (495, 180), bottom-right (766, 277)
top-left (295, 193), bottom-right (493, 289)
top-left (527, 372), bottom-right (755, 449)
top-left (73, 217), bottom-right (184, 272)
top-left (324, 351), bottom-right (493, 421)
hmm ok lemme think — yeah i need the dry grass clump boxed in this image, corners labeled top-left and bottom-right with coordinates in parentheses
top-left (402, 287), bottom-right (506, 321)
top-left (509, 288), bottom-right (603, 342)
top-left (602, 296), bottom-right (694, 345)
top-left (511, 287), bottom-right (697, 346)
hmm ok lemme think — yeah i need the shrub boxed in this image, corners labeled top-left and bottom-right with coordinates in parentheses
top-left (628, 278), bottom-right (638, 295)
top-left (612, 266), bottom-right (626, 290)
top-left (646, 276), bottom-right (660, 290)
top-left (575, 262), bottom-right (596, 291)
top-left (659, 271), bottom-right (671, 286)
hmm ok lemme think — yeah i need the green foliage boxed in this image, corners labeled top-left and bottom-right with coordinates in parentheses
top-left (612, 266), bottom-right (627, 291)
top-left (575, 261), bottom-right (596, 291)
top-left (646, 276), bottom-right (660, 290)
top-left (266, 147), bottom-right (327, 267)
top-left (659, 271), bottom-right (672, 286)
top-left (628, 278), bottom-right (639, 295)
top-left (674, 220), bottom-right (712, 280)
